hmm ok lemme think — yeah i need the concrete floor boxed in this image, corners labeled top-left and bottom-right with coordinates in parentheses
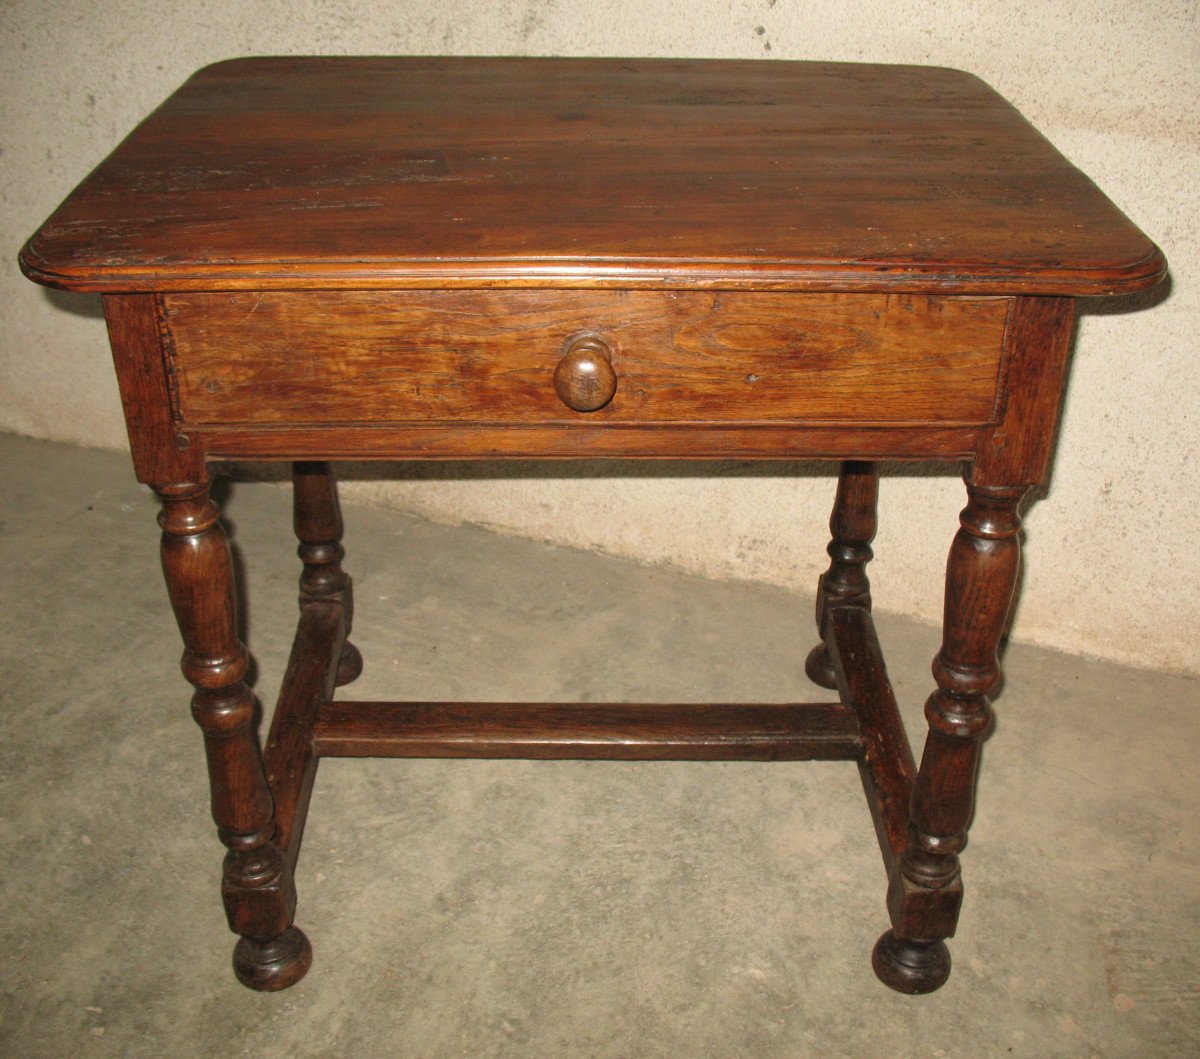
top-left (0, 433), bottom-right (1197, 1058)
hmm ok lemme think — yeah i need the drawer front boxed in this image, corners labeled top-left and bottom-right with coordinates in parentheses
top-left (161, 291), bottom-right (1009, 428)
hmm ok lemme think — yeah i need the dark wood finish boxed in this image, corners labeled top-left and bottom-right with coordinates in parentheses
top-left (806, 461), bottom-right (879, 689)
top-left (292, 461), bottom-right (361, 686)
top-left (874, 480), bottom-right (1027, 994)
top-left (871, 930), bottom-right (952, 995)
top-left (293, 461), bottom-right (351, 605)
top-left (263, 602), bottom-right (342, 867)
top-left (101, 295), bottom-right (204, 485)
top-left (161, 291), bottom-right (1008, 427)
top-left (263, 462), bottom-right (358, 871)
top-left (231, 927), bottom-right (312, 992)
top-left (196, 421), bottom-right (983, 463)
top-left (825, 606), bottom-right (916, 868)
top-left (554, 334), bottom-right (618, 413)
top-left (155, 481), bottom-right (310, 991)
top-left (20, 58), bottom-right (1167, 995)
top-left (312, 701), bottom-right (861, 761)
top-left (973, 296), bottom-right (1077, 487)
top-left (20, 57), bottom-right (1163, 296)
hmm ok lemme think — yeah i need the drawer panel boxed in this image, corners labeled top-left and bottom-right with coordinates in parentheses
top-left (161, 291), bottom-right (1009, 428)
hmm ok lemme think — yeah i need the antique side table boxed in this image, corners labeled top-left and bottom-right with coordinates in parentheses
top-left (21, 57), bottom-right (1165, 994)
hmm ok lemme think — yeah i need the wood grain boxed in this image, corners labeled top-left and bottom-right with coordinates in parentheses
top-left (101, 294), bottom-right (204, 484)
top-left (163, 290), bottom-right (1009, 428)
top-left (264, 602), bottom-right (343, 869)
top-left (155, 480), bottom-right (310, 991)
top-left (22, 57), bottom-right (1164, 296)
top-left (825, 605), bottom-right (916, 868)
top-left (312, 701), bottom-right (862, 761)
top-left (972, 296), bottom-right (1077, 486)
top-left (193, 422), bottom-right (982, 462)
top-left (875, 481), bottom-right (1027, 994)
top-left (806, 460), bottom-right (879, 689)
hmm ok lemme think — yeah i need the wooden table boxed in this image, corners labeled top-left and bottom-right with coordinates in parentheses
top-left (21, 57), bottom-right (1165, 994)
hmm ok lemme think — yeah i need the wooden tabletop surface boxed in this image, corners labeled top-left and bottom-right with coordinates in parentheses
top-left (21, 56), bottom-right (1164, 295)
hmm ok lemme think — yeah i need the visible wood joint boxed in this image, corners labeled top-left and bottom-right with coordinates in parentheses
top-left (825, 606), bottom-right (915, 870)
top-left (264, 602), bottom-right (347, 866)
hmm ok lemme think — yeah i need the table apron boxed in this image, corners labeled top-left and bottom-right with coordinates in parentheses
top-left (102, 292), bottom-right (1073, 484)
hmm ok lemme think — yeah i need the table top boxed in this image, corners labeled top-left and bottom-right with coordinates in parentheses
top-left (21, 56), bottom-right (1163, 297)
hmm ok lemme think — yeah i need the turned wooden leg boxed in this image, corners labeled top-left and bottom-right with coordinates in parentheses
top-left (292, 461), bottom-right (360, 686)
top-left (872, 480), bottom-right (1026, 994)
top-left (156, 481), bottom-right (311, 991)
top-left (806, 461), bottom-right (878, 690)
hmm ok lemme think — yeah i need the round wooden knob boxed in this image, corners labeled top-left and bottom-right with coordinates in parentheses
top-left (554, 336), bottom-right (617, 412)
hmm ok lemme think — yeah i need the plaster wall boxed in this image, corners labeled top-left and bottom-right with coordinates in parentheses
top-left (2, 1), bottom-right (1196, 672)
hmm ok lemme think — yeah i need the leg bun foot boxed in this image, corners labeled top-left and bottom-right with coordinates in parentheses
top-left (335, 641), bottom-right (363, 687)
top-left (233, 926), bottom-right (312, 991)
top-left (805, 643), bottom-right (839, 690)
top-left (871, 930), bottom-right (951, 994)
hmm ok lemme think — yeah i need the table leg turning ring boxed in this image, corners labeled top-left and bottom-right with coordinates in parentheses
top-left (810, 465), bottom-right (1025, 993)
top-left (149, 460), bottom-right (1026, 993)
top-left (156, 481), bottom-right (311, 991)
top-left (806, 460), bottom-right (878, 690)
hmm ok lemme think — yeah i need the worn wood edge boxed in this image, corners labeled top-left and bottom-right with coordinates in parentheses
top-left (311, 701), bottom-right (863, 760)
top-left (19, 242), bottom-right (1168, 297)
top-left (100, 294), bottom-right (206, 484)
top-left (150, 293), bottom-right (185, 428)
top-left (264, 601), bottom-right (347, 869)
top-left (825, 605), bottom-right (915, 872)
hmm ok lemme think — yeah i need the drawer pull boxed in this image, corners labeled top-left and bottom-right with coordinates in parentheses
top-left (554, 335), bottom-right (617, 412)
